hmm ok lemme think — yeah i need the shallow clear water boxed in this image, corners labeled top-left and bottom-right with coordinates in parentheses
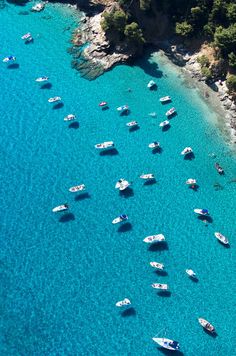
top-left (0, 2), bottom-right (236, 355)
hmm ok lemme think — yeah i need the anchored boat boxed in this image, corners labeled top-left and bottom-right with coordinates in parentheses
top-left (143, 234), bottom-right (165, 243)
top-left (64, 114), bottom-right (76, 122)
top-left (112, 214), bottom-right (128, 224)
top-left (152, 337), bottom-right (180, 351)
top-left (198, 318), bottom-right (215, 333)
top-left (115, 179), bottom-right (130, 191)
top-left (214, 232), bottom-right (229, 245)
top-left (115, 298), bottom-right (131, 307)
top-left (150, 262), bottom-right (164, 270)
top-left (95, 141), bottom-right (114, 149)
top-left (52, 204), bottom-right (69, 213)
top-left (48, 96), bottom-right (61, 103)
top-left (69, 184), bottom-right (85, 193)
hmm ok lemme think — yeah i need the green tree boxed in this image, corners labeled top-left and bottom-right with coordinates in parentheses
top-left (214, 24), bottom-right (236, 54)
top-left (101, 10), bottom-right (127, 33)
top-left (226, 75), bottom-right (236, 92)
top-left (124, 22), bottom-right (145, 43)
top-left (140, 0), bottom-right (151, 12)
top-left (201, 66), bottom-right (212, 80)
top-left (113, 10), bottom-right (127, 33)
top-left (197, 55), bottom-right (210, 67)
top-left (226, 3), bottom-right (236, 23)
top-left (228, 52), bottom-right (236, 69)
top-left (175, 21), bottom-right (193, 37)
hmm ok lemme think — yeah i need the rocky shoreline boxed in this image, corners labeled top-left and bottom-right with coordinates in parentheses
top-left (68, 7), bottom-right (236, 144)
top-left (164, 44), bottom-right (236, 144)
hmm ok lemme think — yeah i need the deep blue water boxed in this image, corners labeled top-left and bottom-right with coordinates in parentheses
top-left (0, 2), bottom-right (236, 355)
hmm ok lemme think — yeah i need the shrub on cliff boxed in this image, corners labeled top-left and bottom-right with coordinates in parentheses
top-left (124, 22), bottom-right (145, 44)
top-left (197, 55), bottom-right (210, 68)
top-left (140, 0), bottom-right (151, 12)
top-left (175, 21), bottom-right (193, 37)
top-left (226, 75), bottom-right (236, 92)
top-left (214, 24), bottom-right (236, 55)
top-left (201, 67), bottom-right (212, 81)
top-left (101, 10), bottom-right (127, 33)
top-left (228, 52), bottom-right (236, 69)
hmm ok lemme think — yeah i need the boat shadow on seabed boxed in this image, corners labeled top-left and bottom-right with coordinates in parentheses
top-left (99, 148), bottom-right (119, 156)
top-left (59, 213), bottom-right (75, 223)
top-left (158, 348), bottom-right (184, 356)
top-left (121, 307), bottom-right (136, 317)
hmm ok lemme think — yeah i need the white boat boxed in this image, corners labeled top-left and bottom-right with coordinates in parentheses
top-left (3, 56), bottom-right (16, 63)
top-left (143, 234), bottom-right (165, 243)
top-left (214, 232), bottom-right (229, 245)
top-left (35, 76), bottom-right (49, 82)
top-left (115, 179), bottom-right (130, 191)
top-left (140, 174), bottom-right (155, 180)
top-left (112, 214), bottom-right (128, 224)
top-left (117, 105), bottom-right (129, 112)
top-left (48, 96), bottom-right (61, 103)
top-left (186, 269), bottom-right (197, 278)
top-left (69, 184), bottom-right (85, 193)
top-left (115, 298), bottom-right (131, 307)
top-left (150, 262), bottom-right (164, 270)
top-left (181, 147), bottom-right (193, 155)
top-left (126, 121), bottom-right (138, 127)
top-left (166, 107), bottom-right (176, 117)
top-left (147, 80), bottom-right (157, 89)
top-left (186, 178), bottom-right (197, 185)
top-left (151, 283), bottom-right (169, 290)
top-left (160, 96), bottom-right (171, 103)
top-left (21, 32), bottom-right (32, 40)
top-left (99, 101), bottom-right (108, 107)
top-left (148, 141), bottom-right (160, 149)
top-left (198, 318), bottom-right (215, 333)
top-left (152, 338), bottom-right (180, 351)
top-left (95, 141), bottom-right (114, 149)
top-left (52, 204), bottom-right (69, 213)
top-left (31, 2), bottom-right (45, 12)
top-left (194, 209), bottom-right (209, 216)
top-left (159, 120), bottom-right (169, 127)
top-left (148, 112), bottom-right (157, 117)
top-left (64, 114), bottom-right (76, 122)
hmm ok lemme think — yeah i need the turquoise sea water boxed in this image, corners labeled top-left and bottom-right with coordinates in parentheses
top-left (1, 2), bottom-right (236, 355)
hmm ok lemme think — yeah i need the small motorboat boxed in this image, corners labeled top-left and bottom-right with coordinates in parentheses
top-left (198, 318), bottom-right (215, 333)
top-left (69, 184), bottom-right (85, 193)
top-left (3, 55), bottom-right (16, 63)
top-left (148, 112), bottom-right (157, 117)
top-left (159, 120), bottom-right (169, 128)
top-left (181, 147), bottom-right (193, 155)
top-left (99, 101), bottom-right (108, 107)
top-left (95, 141), bottom-right (114, 149)
top-left (64, 114), bottom-right (76, 122)
top-left (35, 76), bottom-right (49, 82)
top-left (52, 204), bottom-right (69, 213)
top-left (186, 269), bottom-right (197, 278)
top-left (160, 96), bottom-right (171, 103)
top-left (126, 121), bottom-right (138, 127)
top-left (194, 209), bottom-right (209, 216)
top-left (117, 105), bottom-right (129, 112)
top-left (186, 178), bottom-right (197, 185)
top-left (143, 234), bottom-right (165, 243)
top-left (152, 337), bottom-right (180, 351)
top-left (115, 298), bottom-right (131, 307)
top-left (150, 262), bottom-right (164, 270)
top-left (147, 80), bottom-right (157, 89)
top-left (112, 214), bottom-right (128, 224)
top-left (215, 162), bottom-right (224, 174)
top-left (214, 232), bottom-right (229, 245)
top-left (151, 283), bottom-right (169, 290)
top-left (115, 179), bottom-right (130, 191)
top-left (48, 96), bottom-right (61, 103)
top-left (166, 107), bottom-right (176, 117)
top-left (31, 2), bottom-right (45, 11)
top-left (148, 141), bottom-right (160, 149)
top-left (21, 33), bottom-right (33, 42)
top-left (140, 174), bottom-right (155, 180)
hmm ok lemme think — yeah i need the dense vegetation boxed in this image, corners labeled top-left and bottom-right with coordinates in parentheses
top-left (101, 0), bottom-right (236, 92)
